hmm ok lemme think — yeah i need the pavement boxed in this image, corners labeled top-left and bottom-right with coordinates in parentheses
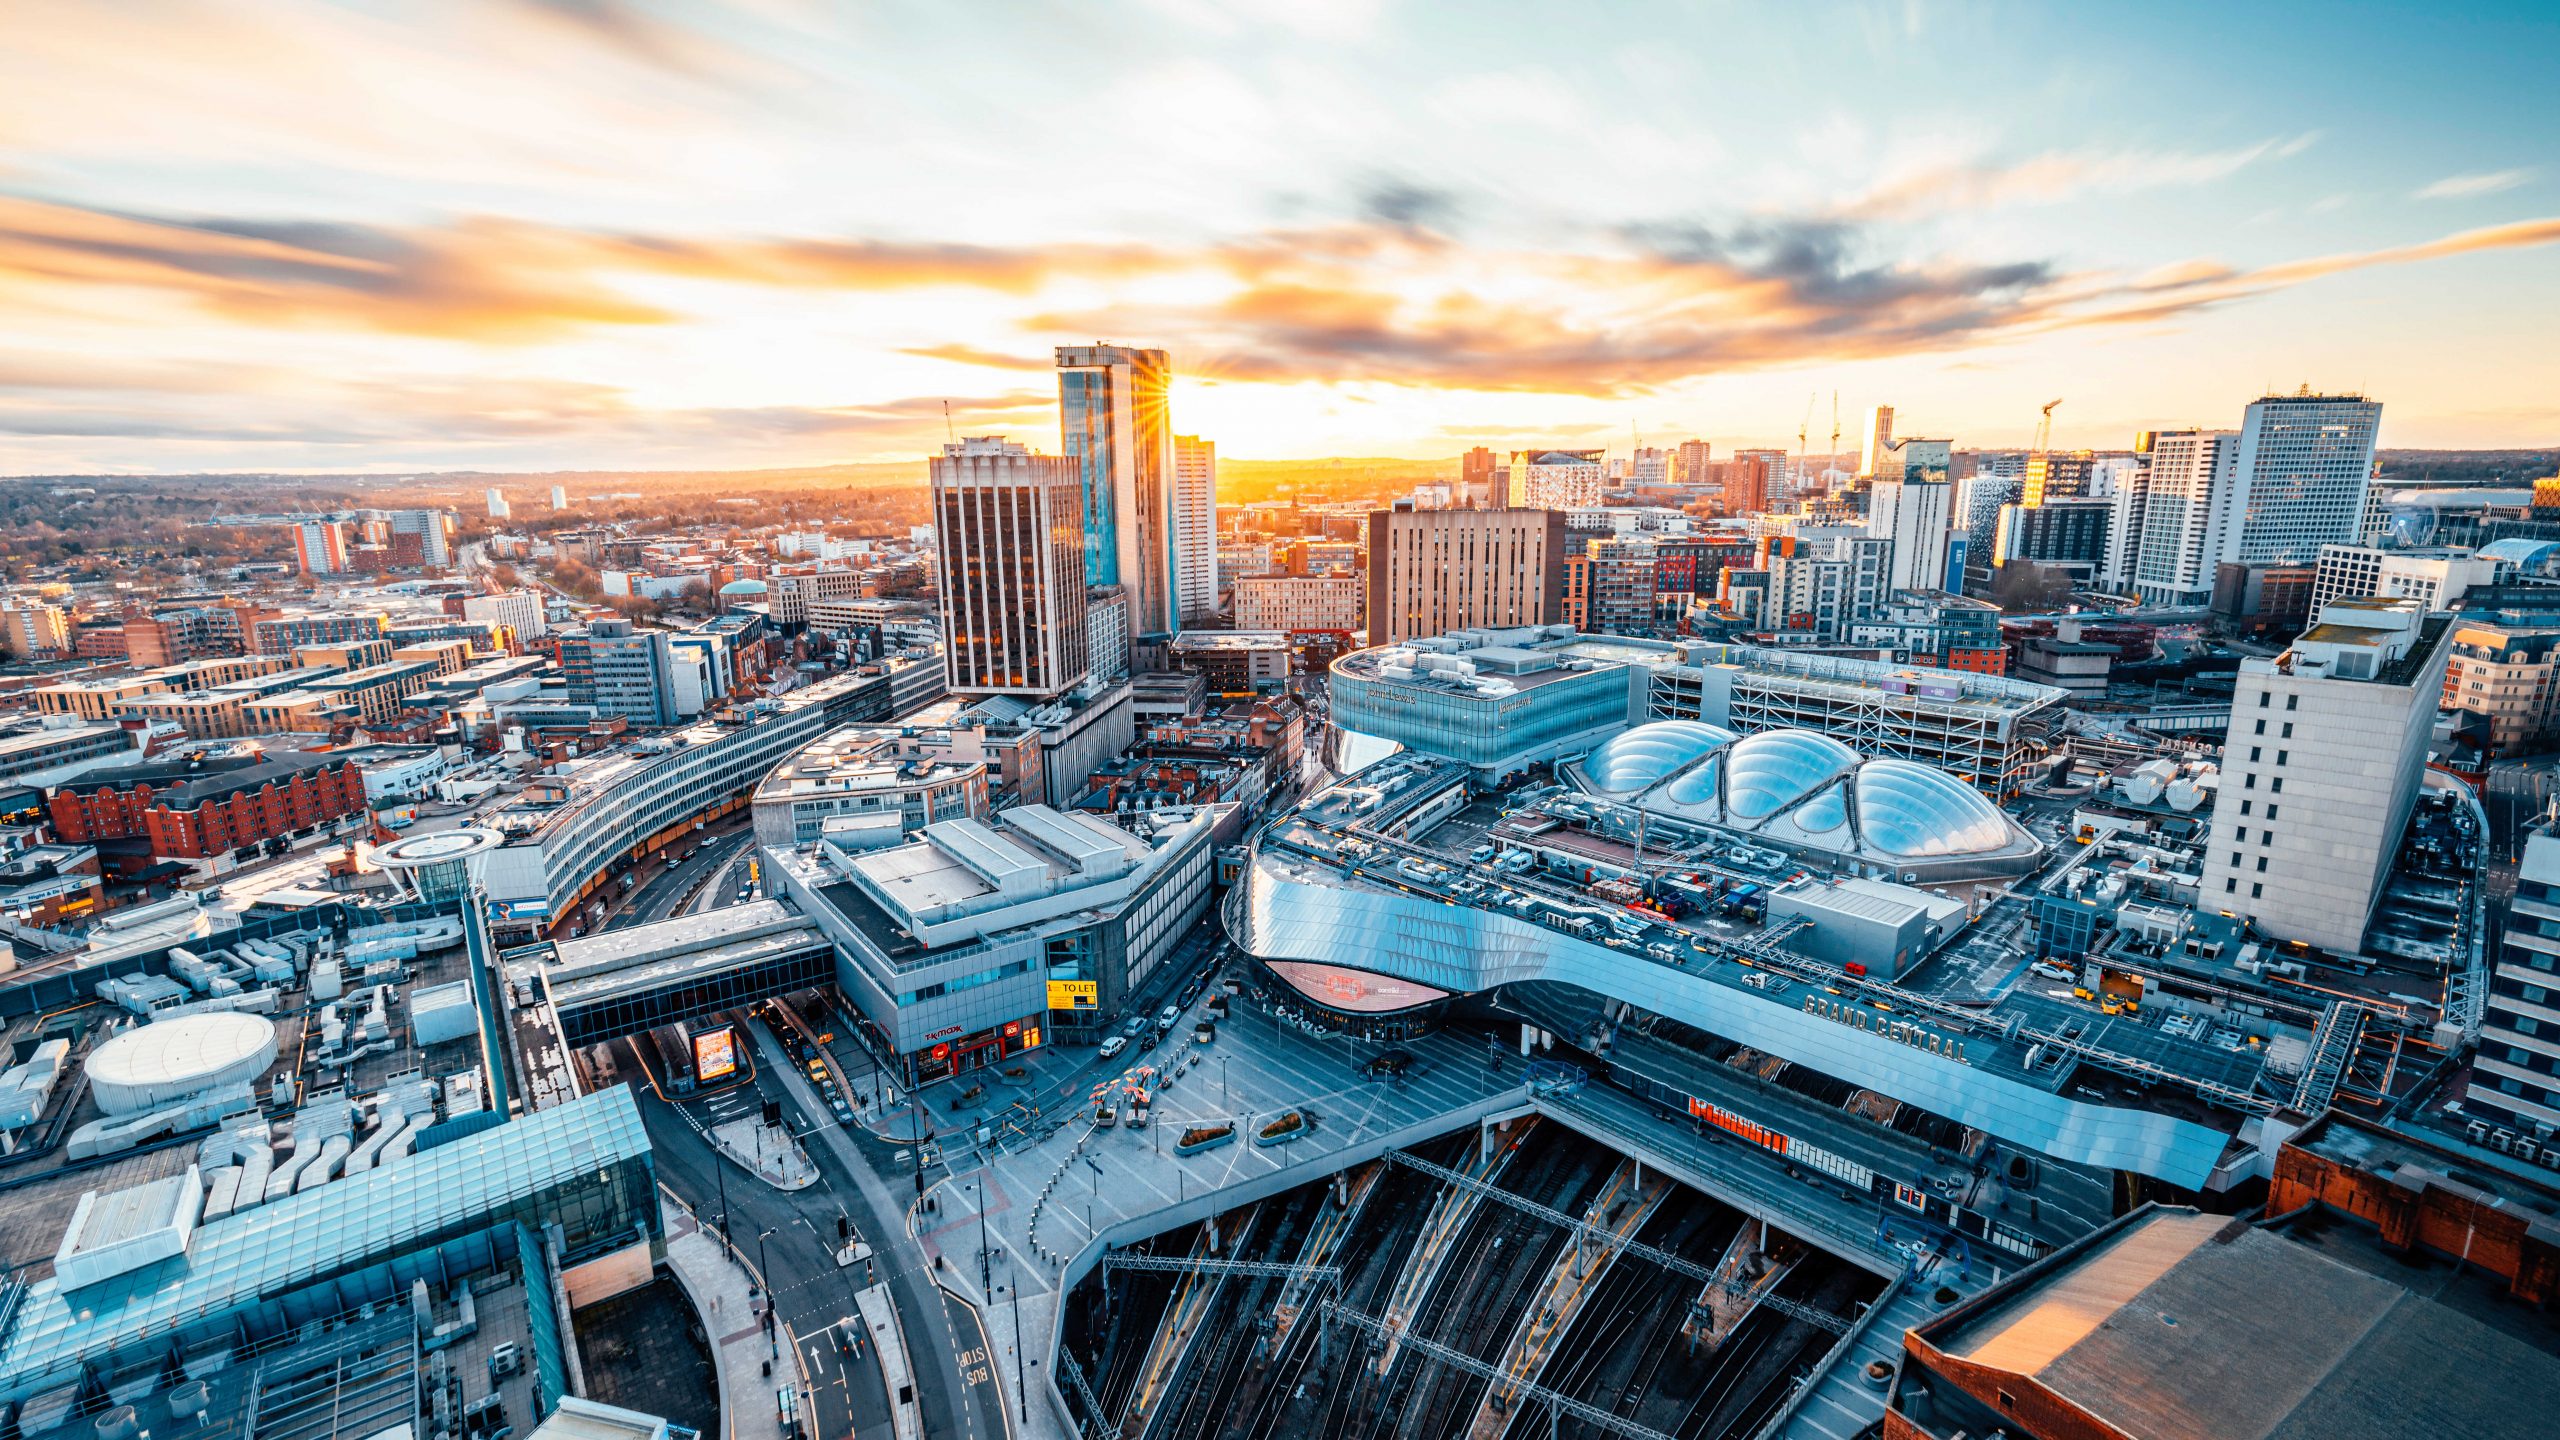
top-left (709, 1113), bottom-right (819, 1190)
top-left (928, 993), bottom-right (1540, 1439)
top-left (661, 1189), bottom-right (810, 1440)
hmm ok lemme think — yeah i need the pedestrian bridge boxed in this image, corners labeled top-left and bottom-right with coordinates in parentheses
top-left (511, 901), bottom-right (837, 1046)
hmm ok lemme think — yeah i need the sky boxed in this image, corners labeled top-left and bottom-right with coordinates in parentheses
top-left (1, 0), bottom-right (2556, 475)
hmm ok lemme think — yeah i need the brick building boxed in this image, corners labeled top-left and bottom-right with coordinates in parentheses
top-left (49, 751), bottom-right (367, 870)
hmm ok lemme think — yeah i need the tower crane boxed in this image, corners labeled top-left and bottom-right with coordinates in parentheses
top-left (2033, 397), bottom-right (2063, 455)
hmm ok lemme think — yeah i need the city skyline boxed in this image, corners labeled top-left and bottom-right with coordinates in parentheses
top-left (2, 2), bottom-right (2556, 473)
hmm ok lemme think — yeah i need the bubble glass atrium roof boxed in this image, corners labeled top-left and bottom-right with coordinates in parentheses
top-left (1567, 720), bottom-right (2034, 867)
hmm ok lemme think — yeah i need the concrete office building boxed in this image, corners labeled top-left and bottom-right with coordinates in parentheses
top-left (461, 590), bottom-right (548, 644)
top-left (1173, 434), bottom-right (1220, 624)
top-left (1058, 345), bottom-right (1178, 638)
top-left (2473, 819), bottom-right (2560, 1132)
top-left (1365, 505), bottom-right (1567, 645)
top-left (556, 617), bottom-right (676, 726)
top-left (2441, 620), bottom-right (2560, 753)
top-left (768, 801), bottom-right (1222, 1067)
top-left (2229, 390), bottom-right (2383, 566)
top-left (931, 436), bottom-right (1089, 698)
top-left (1234, 573), bottom-right (1361, 633)
top-left (2311, 543), bottom-right (2502, 615)
top-left (2200, 597), bottom-right (2452, 953)
top-left (749, 722), bottom-right (991, 846)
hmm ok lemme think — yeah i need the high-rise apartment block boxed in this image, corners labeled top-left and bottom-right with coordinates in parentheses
top-left (1724, 451), bottom-right (1778, 517)
top-left (1674, 439), bottom-right (1714, 488)
top-left (1172, 434), bottom-right (1220, 623)
top-left (549, 485), bottom-right (568, 510)
top-left (1461, 446), bottom-right (1498, 504)
top-left (485, 488), bottom-right (510, 520)
top-left (1858, 405), bottom-right (1895, 479)
top-left (2022, 450), bottom-right (2097, 506)
top-left (1508, 450), bottom-right (1608, 510)
top-left (384, 509), bottom-right (455, 569)
top-left (2126, 428), bottom-right (2240, 606)
top-left (2200, 597), bottom-right (2450, 953)
top-left (1365, 505), bottom-right (1567, 644)
top-left (1058, 345), bottom-right (1178, 639)
top-left (290, 520), bottom-right (350, 576)
top-left (933, 436), bottom-right (1089, 698)
top-left (1865, 439), bottom-right (1955, 593)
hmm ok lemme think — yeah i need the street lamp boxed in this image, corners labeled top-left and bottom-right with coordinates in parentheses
top-left (756, 1227), bottom-right (778, 1357)
top-left (973, 1178), bottom-right (992, 1292)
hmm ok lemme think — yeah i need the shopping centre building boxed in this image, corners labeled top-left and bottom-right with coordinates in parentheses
top-left (1328, 625), bottom-right (2067, 795)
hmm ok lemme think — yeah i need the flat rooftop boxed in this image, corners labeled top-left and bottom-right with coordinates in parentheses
top-left (1923, 1207), bottom-right (2560, 1440)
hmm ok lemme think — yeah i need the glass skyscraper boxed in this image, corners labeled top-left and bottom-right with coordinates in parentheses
top-left (1058, 345), bottom-right (1177, 639)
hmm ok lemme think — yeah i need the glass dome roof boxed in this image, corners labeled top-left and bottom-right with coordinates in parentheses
top-left (1722, 731), bottom-right (1858, 819)
top-left (1581, 720), bottom-right (1735, 793)
top-left (1852, 759), bottom-right (2013, 857)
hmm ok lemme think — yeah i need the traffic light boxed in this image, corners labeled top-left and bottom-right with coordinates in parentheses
top-left (836, 1216), bottom-right (851, 1241)
top-left (763, 1099), bottom-right (784, 1128)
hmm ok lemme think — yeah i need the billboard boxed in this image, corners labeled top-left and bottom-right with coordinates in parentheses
top-left (1047, 980), bottom-right (1098, 1010)
top-left (692, 1026), bottom-right (739, 1083)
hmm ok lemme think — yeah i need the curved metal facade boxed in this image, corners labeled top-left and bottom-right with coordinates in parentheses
top-left (1234, 848), bottom-right (2231, 1187)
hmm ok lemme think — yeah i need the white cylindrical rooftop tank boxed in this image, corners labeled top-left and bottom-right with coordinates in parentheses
top-left (85, 1012), bottom-right (278, 1115)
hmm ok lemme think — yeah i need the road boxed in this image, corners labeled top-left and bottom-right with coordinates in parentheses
top-left (631, 1044), bottom-right (909, 1440)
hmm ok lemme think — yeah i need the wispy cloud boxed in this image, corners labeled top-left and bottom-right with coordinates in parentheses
top-left (1836, 134), bottom-right (2321, 221)
top-left (2415, 168), bottom-right (2535, 200)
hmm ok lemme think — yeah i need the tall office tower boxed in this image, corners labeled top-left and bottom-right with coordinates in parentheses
top-left (1674, 439), bottom-right (1714, 488)
top-left (1085, 585), bottom-right (1130, 685)
top-left (385, 509), bottom-right (455, 568)
top-left (549, 485), bottom-right (568, 510)
top-left (933, 436), bottom-right (1090, 697)
top-left (1365, 505), bottom-right (1567, 644)
top-left (2472, 818), bottom-right (2560, 1133)
top-left (2229, 391), bottom-right (2385, 565)
top-left (1858, 405), bottom-right (1896, 480)
top-left (484, 488), bottom-right (510, 520)
top-left (2126, 429), bottom-right (2242, 606)
top-left (1461, 446), bottom-right (1498, 503)
top-left (2022, 450), bottom-right (2097, 507)
top-left (1509, 449), bottom-right (1609, 509)
top-left (1865, 438), bottom-right (1955, 592)
top-left (1723, 451), bottom-right (1774, 517)
top-left (1629, 447), bottom-right (1671, 486)
top-left (1172, 434), bottom-right (1220, 624)
top-left (2200, 597), bottom-right (2450, 954)
top-left (1057, 344), bottom-right (1177, 639)
top-left (290, 520), bottom-right (349, 576)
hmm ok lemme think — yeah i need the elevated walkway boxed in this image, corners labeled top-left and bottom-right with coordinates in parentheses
top-left (520, 902), bottom-right (836, 1046)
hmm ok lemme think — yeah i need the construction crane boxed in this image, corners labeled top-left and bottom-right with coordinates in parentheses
top-left (1828, 391), bottom-right (1842, 488)
top-left (1796, 393), bottom-right (1815, 485)
top-left (2033, 397), bottom-right (2063, 455)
